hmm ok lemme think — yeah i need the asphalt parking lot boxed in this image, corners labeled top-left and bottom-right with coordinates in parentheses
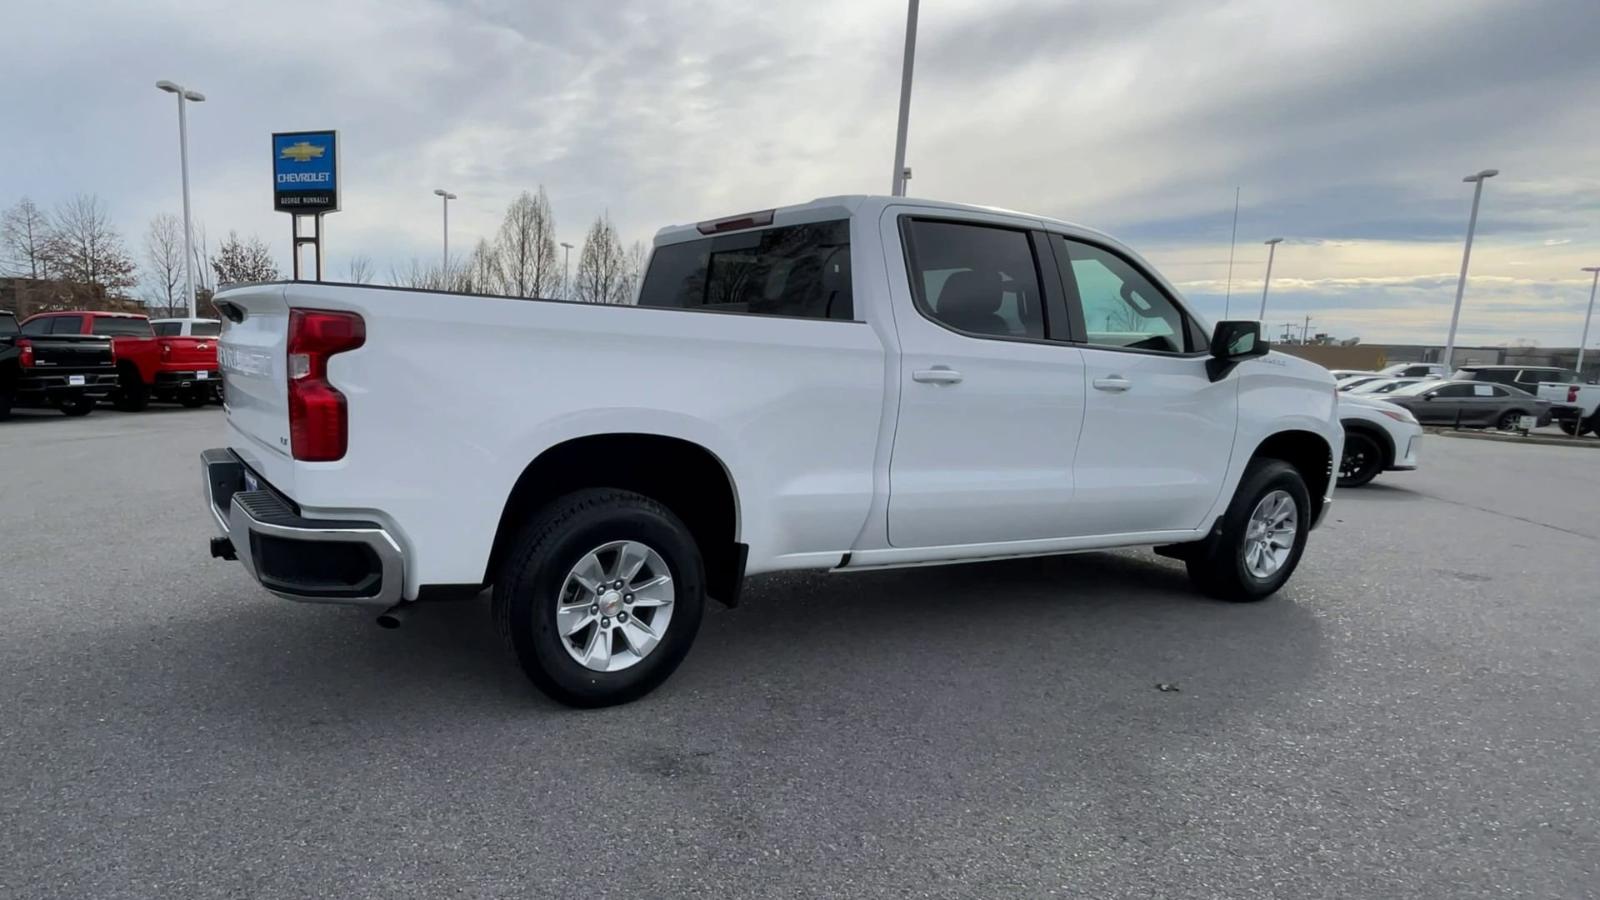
top-left (2, 408), bottom-right (1597, 899)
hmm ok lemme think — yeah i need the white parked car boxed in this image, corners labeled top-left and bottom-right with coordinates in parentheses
top-left (1379, 361), bottom-right (1447, 378)
top-left (1329, 369), bottom-right (1377, 382)
top-left (1337, 394), bottom-right (1423, 487)
top-left (1344, 376), bottom-right (1437, 396)
top-left (202, 195), bottom-right (1343, 706)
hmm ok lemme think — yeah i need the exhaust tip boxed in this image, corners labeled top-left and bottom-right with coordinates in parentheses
top-left (376, 601), bottom-right (412, 630)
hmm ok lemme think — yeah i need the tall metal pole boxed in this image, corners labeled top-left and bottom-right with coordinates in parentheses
top-left (1443, 169), bottom-right (1498, 372)
top-left (890, 0), bottom-right (919, 196)
top-left (1578, 267), bottom-right (1600, 374)
top-left (1223, 187), bottom-right (1239, 318)
top-left (176, 95), bottom-right (197, 318)
top-left (1258, 237), bottom-right (1283, 321)
top-left (1301, 315), bottom-right (1312, 344)
top-left (433, 189), bottom-right (455, 274)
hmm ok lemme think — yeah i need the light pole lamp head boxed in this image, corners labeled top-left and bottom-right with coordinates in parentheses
top-left (1583, 267), bottom-right (1600, 274)
top-left (434, 189), bottom-right (456, 200)
top-left (561, 242), bottom-right (574, 250)
top-left (1463, 168), bottom-right (1499, 183)
top-left (155, 80), bottom-right (180, 93)
top-left (1264, 237), bottom-right (1284, 246)
top-left (183, 90), bottom-right (205, 102)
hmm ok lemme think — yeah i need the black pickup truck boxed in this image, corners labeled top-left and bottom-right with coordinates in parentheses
top-left (1, 310), bottom-right (120, 418)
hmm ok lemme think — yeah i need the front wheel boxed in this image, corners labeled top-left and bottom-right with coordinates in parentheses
top-left (1186, 459), bottom-right (1312, 602)
top-left (1337, 431), bottom-right (1383, 488)
top-left (492, 488), bottom-right (705, 708)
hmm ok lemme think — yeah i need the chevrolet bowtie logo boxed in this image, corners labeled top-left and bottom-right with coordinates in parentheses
top-left (279, 141), bottom-right (325, 163)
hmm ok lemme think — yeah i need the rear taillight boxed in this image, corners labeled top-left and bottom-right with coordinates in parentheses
top-left (1569, 386), bottom-right (1580, 403)
top-left (287, 309), bottom-right (365, 462)
top-left (15, 338), bottom-right (33, 367)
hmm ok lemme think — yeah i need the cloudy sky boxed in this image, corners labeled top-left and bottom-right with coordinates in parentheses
top-left (5, 0), bottom-right (1599, 346)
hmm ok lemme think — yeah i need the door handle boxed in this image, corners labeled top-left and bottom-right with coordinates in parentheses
top-left (912, 367), bottom-right (963, 385)
top-left (1092, 376), bottom-right (1131, 392)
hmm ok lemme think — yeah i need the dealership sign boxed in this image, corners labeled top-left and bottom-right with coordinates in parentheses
top-left (272, 131), bottom-right (339, 213)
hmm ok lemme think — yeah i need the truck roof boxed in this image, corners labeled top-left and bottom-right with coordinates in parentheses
top-left (25, 310), bottom-right (149, 320)
top-left (653, 194), bottom-right (1101, 247)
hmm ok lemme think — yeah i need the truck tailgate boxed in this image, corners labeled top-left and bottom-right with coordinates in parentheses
top-left (26, 334), bottom-right (115, 370)
top-left (217, 284), bottom-right (295, 491)
top-left (160, 335), bottom-right (219, 371)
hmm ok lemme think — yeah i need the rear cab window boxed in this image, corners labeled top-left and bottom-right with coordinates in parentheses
top-left (191, 321), bottom-right (221, 337)
top-left (91, 316), bottom-right (153, 337)
top-left (638, 219), bottom-right (853, 321)
top-left (152, 322), bottom-right (182, 337)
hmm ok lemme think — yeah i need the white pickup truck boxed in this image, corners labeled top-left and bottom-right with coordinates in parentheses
top-left (203, 195), bottom-right (1342, 706)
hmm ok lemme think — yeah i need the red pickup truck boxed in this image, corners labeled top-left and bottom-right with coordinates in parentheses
top-left (19, 311), bottom-right (220, 409)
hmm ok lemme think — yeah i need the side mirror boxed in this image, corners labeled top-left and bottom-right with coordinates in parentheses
top-left (1211, 320), bottom-right (1268, 360)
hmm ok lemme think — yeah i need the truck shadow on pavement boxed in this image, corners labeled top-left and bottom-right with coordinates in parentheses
top-left (166, 548), bottom-right (1327, 742)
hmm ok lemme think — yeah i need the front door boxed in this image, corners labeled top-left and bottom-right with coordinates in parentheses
top-left (883, 211), bottom-right (1087, 548)
top-left (1049, 234), bottom-right (1238, 536)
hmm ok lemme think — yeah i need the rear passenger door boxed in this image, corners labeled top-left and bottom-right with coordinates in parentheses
top-left (882, 211), bottom-right (1087, 548)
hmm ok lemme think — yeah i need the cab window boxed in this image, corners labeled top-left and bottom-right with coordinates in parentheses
top-left (1053, 237), bottom-right (1189, 353)
top-left (901, 219), bottom-right (1045, 340)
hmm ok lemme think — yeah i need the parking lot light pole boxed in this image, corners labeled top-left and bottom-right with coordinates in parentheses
top-left (890, 0), bottom-right (919, 196)
top-left (156, 80), bottom-right (205, 318)
top-left (432, 189), bottom-right (456, 272)
top-left (1443, 168), bottom-right (1498, 372)
top-left (1258, 237), bottom-right (1283, 321)
top-left (1579, 266), bottom-right (1600, 373)
top-left (561, 242), bottom-right (574, 300)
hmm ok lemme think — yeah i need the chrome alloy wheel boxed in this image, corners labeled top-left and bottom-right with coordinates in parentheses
top-left (556, 540), bottom-right (675, 672)
top-left (1242, 490), bottom-right (1298, 579)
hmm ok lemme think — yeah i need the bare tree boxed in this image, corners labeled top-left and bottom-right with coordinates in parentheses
top-left (1, 197), bottom-right (53, 278)
top-left (346, 254), bottom-right (375, 284)
top-left (621, 240), bottom-right (647, 304)
top-left (573, 213), bottom-right (632, 305)
top-left (46, 195), bottom-right (138, 295)
top-left (141, 213), bottom-right (185, 316)
top-left (388, 258), bottom-right (454, 291)
top-left (211, 231), bottom-right (280, 286)
top-left (462, 239), bottom-right (503, 295)
top-left (496, 187), bottom-right (559, 298)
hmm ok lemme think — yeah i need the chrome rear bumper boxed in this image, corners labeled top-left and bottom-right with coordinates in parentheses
top-left (201, 448), bottom-right (403, 607)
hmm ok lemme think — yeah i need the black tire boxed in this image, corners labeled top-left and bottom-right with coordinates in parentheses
top-left (1497, 410), bottom-right (1525, 431)
top-left (1185, 459), bottom-right (1312, 602)
top-left (492, 488), bottom-right (705, 708)
top-left (0, 388), bottom-right (12, 421)
top-left (113, 366), bottom-right (149, 412)
top-left (1558, 420), bottom-right (1580, 436)
top-left (1337, 430), bottom-right (1384, 488)
top-left (57, 397), bottom-right (95, 417)
top-left (179, 391), bottom-right (208, 408)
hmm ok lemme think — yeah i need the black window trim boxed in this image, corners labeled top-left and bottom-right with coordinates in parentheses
top-left (896, 214), bottom-right (1068, 348)
top-left (1047, 231), bottom-right (1211, 359)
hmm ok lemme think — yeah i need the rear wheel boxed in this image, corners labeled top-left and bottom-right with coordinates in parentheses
top-left (0, 389), bottom-right (13, 421)
top-left (1337, 431), bottom-right (1384, 488)
top-left (113, 365), bottom-right (149, 411)
top-left (1558, 421), bottom-right (1580, 436)
top-left (1186, 459), bottom-right (1311, 602)
top-left (492, 488), bottom-right (705, 708)
top-left (1497, 410), bottom-right (1525, 431)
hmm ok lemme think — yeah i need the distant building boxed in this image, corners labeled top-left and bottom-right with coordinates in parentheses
top-left (0, 277), bottom-right (144, 318)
